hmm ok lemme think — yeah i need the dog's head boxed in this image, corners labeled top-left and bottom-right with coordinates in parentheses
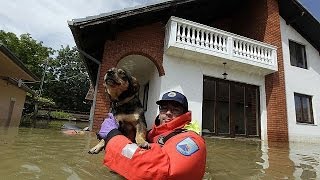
top-left (104, 67), bottom-right (140, 101)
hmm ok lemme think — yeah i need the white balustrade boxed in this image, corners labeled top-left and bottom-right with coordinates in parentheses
top-left (165, 16), bottom-right (278, 72)
top-left (232, 37), bottom-right (274, 65)
top-left (175, 21), bottom-right (228, 53)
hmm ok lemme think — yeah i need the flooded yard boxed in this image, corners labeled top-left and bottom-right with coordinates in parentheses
top-left (1, 127), bottom-right (320, 180)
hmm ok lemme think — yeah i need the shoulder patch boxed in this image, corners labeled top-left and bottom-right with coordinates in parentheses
top-left (176, 137), bottom-right (199, 156)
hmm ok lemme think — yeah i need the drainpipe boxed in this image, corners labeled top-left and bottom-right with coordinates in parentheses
top-left (77, 48), bottom-right (101, 131)
top-left (89, 65), bottom-right (101, 131)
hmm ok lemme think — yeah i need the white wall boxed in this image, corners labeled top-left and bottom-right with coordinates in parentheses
top-left (160, 54), bottom-right (204, 130)
top-left (144, 65), bottom-right (162, 129)
top-left (160, 54), bottom-right (268, 140)
top-left (280, 17), bottom-right (320, 143)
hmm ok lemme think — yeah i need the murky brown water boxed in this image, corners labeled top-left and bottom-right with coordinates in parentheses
top-left (1, 127), bottom-right (320, 180)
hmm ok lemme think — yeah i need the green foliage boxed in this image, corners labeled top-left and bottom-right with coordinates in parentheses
top-left (0, 30), bottom-right (54, 78)
top-left (1, 30), bottom-right (90, 112)
top-left (35, 96), bottom-right (56, 107)
top-left (50, 111), bottom-right (73, 120)
top-left (42, 46), bottom-right (91, 112)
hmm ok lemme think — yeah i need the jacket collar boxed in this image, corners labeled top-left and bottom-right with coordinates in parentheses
top-left (150, 111), bottom-right (191, 136)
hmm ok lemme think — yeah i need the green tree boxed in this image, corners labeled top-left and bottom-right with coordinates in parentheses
top-left (43, 46), bottom-right (91, 112)
top-left (1, 30), bottom-right (90, 112)
top-left (0, 30), bottom-right (54, 78)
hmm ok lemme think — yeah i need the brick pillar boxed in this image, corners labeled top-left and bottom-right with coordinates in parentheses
top-left (227, 0), bottom-right (288, 142)
top-left (92, 22), bottom-right (165, 131)
top-left (264, 0), bottom-right (289, 142)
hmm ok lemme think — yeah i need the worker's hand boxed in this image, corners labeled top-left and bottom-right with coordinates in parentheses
top-left (98, 113), bottom-right (119, 139)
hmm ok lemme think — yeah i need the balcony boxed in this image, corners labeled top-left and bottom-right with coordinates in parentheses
top-left (165, 17), bottom-right (278, 75)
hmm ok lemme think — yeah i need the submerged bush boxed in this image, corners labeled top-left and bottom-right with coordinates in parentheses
top-left (50, 111), bottom-right (73, 120)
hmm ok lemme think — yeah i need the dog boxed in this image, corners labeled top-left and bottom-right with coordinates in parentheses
top-left (88, 67), bottom-right (148, 154)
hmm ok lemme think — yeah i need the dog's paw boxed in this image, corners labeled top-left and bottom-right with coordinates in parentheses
top-left (137, 141), bottom-right (150, 149)
top-left (88, 139), bottom-right (106, 154)
top-left (88, 147), bottom-right (100, 154)
top-left (88, 146), bottom-right (104, 154)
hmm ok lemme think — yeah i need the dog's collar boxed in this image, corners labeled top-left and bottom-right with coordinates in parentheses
top-left (112, 95), bottom-right (136, 108)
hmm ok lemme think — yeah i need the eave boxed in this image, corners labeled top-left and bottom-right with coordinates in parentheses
top-left (279, 0), bottom-right (320, 53)
top-left (0, 44), bottom-right (39, 81)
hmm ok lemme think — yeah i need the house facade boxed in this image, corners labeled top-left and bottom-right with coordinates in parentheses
top-left (0, 44), bottom-right (38, 127)
top-left (69, 0), bottom-right (320, 142)
top-left (280, 18), bottom-right (320, 143)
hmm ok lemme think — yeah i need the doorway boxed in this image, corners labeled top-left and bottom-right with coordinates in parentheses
top-left (202, 76), bottom-right (260, 138)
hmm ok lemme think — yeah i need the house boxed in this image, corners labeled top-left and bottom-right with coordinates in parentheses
top-left (0, 44), bottom-right (38, 127)
top-left (68, 0), bottom-right (320, 142)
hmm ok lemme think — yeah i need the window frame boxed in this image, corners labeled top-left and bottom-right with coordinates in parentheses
top-left (143, 82), bottom-right (149, 111)
top-left (294, 93), bottom-right (314, 124)
top-left (289, 40), bottom-right (308, 69)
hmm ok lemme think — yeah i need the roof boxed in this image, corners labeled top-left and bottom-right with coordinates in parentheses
top-left (0, 44), bottom-right (39, 81)
top-left (68, 0), bottom-right (320, 84)
top-left (279, 0), bottom-right (320, 53)
top-left (68, 0), bottom-right (246, 84)
top-left (68, 0), bottom-right (183, 27)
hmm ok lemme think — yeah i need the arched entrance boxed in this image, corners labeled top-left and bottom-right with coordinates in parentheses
top-left (117, 55), bottom-right (160, 129)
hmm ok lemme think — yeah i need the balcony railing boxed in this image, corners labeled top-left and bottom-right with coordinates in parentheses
top-left (165, 16), bottom-right (278, 74)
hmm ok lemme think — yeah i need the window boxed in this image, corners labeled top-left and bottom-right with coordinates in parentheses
top-left (202, 76), bottom-right (260, 137)
top-left (289, 40), bottom-right (307, 69)
top-left (294, 93), bottom-right (314, 124)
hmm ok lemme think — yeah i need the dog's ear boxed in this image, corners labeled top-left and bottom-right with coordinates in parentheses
top-left (131, 76), bottom-right (140, 93)
top-left (123, 69), bottom-right (140, 95)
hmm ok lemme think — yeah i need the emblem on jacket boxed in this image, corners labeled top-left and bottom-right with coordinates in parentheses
top-left (157, 135), bottom-right (165, 146)
top-left (176, 137), bottom-right (199, 156)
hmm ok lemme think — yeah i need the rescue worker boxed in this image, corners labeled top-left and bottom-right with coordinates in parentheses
top-left (99, 91), bottom-right (206, 180)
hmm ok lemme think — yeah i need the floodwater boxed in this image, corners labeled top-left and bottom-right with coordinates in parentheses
top-left (1, 127), bottom-right (320, 180)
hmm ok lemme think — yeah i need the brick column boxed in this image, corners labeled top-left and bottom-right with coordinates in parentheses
top-left (264, 0), bottom-right (289, 142)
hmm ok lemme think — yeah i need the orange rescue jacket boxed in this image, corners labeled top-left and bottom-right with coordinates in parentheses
top-left (103, 112), bottom-right (206, 180)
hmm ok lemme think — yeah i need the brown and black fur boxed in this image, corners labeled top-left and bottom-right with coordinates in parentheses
top-left (88, 67), bottom-right (148, 154)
